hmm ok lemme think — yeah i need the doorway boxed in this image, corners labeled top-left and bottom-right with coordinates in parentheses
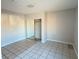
top-left (34, 19), bottom-right (41, 41)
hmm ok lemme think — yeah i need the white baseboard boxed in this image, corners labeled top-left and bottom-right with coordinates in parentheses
top-left (47, 39), bottom-right (73, 45)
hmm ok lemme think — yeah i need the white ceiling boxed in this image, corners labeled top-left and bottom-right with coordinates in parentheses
top-left (1, 0), bottom-right (78, 14)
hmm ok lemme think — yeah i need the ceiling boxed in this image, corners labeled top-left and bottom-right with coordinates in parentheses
top-left (1, 0), bottom-right (78, 14)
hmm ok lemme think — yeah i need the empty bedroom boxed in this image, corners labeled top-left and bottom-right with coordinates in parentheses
top-left (1, 0), bottom-right (78, 59)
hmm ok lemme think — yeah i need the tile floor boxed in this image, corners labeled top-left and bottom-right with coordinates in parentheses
top-left (2, 39), bottom-right (77, 59)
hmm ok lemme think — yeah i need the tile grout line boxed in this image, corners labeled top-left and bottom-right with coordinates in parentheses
top-left (3, 47), bottom-right (22, 59)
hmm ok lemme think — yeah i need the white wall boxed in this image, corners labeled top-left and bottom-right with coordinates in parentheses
top-left (1, 13), bottom-right (26, 47)
top-left (2, 9), bottom-right (77, 50)
top-left (1, 11), bottom-right (47, 47)
top-left (47, 9), bottom-right (75, 44)
top-left (25, 9), bottom-right (76, 44)
top-left (73, 8), bottom-right (78, 55)
top-left (26, 15), bottom-right (34, 38)
top-left (26, 13), bottom-right (47, 43)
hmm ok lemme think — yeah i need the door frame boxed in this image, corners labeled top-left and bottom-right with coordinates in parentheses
top-left (34, 19), bottom-right (41, 40)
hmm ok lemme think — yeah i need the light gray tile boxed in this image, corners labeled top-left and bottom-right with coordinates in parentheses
top-left (4, 53), bottom-right (18, 59)
top-left (38, 56), bottom-right (46, 59)
top-left (2, 55), bottom-right (7, 59)
top-left (18, 50), bottom-right (29, 58)
top-left (2, 48), bottom-right (10, 55)
top-left (62, 55), bottom-right (70, 59)
top-left (14, 56), bottom-right (21, 59)
top-left (41, 51), bottom-right (49, 57)
top-left (2, 40), bottom-right (77, 59)
top-left (47, 55), bottom-right (55, 59)
top-left (31, 54), bottom-right (40, 59)
top-left (55, 53), bottom-right (62, 59)
top-left (23, 55), bottom-right (31, 59)
top-left (48, 52), bottom-right (55, 56)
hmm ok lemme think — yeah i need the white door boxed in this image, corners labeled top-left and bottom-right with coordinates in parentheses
top-left (34, 19), bottom-right (41, 40)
